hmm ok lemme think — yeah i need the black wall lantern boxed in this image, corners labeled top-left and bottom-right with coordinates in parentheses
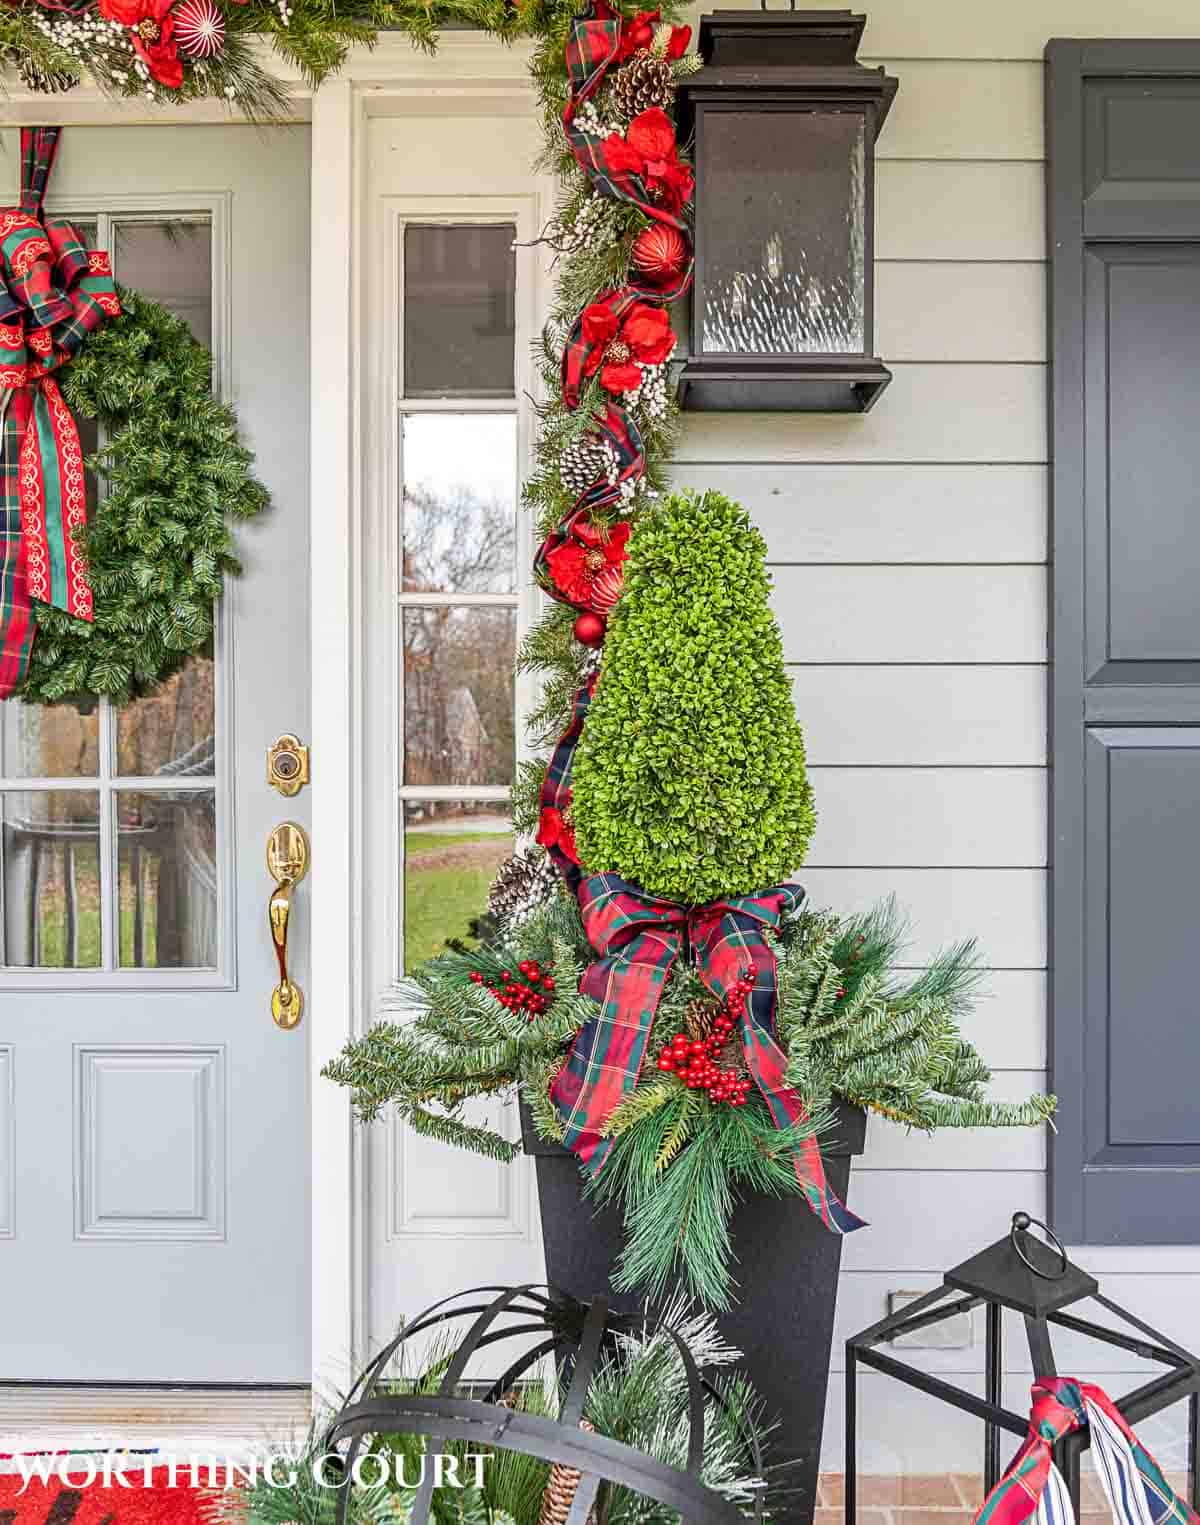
top-left (678, 9), bottom-right (897, 412)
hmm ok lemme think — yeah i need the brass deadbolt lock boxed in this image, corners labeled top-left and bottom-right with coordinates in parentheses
top-left (268, 734), bottom-right (309, 797)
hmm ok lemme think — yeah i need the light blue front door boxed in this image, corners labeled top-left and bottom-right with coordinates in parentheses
top-left (0, 124), bottom-right (312, 1381)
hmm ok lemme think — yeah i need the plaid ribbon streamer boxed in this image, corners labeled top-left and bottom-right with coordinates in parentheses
top-left (537, 674), bottom-right (593, 898)
top-left (0, 126), bottom-right (120, 698)
top-left (549, 870), bottom-right (866, 1233)
top-left (976, 1379), bottom-right (1198, 1525)
top-left (536, 1), bottom-right (694, 574)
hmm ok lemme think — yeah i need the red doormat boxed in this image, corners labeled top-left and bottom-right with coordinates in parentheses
top-left (0, 1468), bottom-right (225, 1523)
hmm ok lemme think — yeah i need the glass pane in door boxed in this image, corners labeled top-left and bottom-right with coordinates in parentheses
top-left (0, 702), bottom-right (100, 778)
top-left (402, 607), bottom-right (516, 786)
top-left (401, 414), bottom-right (517, 595)
top-left (113, 220), bottom-right (213, 348)
top-left (403, 224), bottom-right (516, 398)
top-left (117, 789), bottom-right (218, 969)
top-left (0, 791), bottom-right (101, 967)
top-left (117, 650), bottom-right (216, 777)
top-left (403, 799), bottom-right (514, 971)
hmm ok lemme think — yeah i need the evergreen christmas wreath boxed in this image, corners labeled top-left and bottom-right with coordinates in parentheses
top-left (19, 284), bottom-right (269, 705)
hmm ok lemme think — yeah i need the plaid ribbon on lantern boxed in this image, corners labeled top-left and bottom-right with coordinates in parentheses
top-left (549, 871), bottom-right (866, 1233)
top-left (976, 1379), bottom-right (1197, 1525)
top-left (0, 126), bottom-right (120, 698)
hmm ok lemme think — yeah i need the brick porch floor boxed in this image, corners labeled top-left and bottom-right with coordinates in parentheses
top-left (816, 1472), bottom-right (1195, 1525)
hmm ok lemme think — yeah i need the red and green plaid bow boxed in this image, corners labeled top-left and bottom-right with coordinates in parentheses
top-left (549, 870), bottom-right (865, 1234)
top-left (0, 126), bottom-right (120, 698)
top-left (976, 1378), bottom-right (1197, 1525)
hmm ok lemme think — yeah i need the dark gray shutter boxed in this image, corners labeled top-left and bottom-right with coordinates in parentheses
top-left (1048, 42), bottom-right (1200, 1242)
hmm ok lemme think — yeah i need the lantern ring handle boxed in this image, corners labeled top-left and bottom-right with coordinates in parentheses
top-left (1010, 1211), bottom-right (1068, 1280)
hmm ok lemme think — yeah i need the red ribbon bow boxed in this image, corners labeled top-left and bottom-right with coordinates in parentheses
top-left (550, 870), bottom-right (866, 1235)
top-left (0, 127), bottom-right (121, 698)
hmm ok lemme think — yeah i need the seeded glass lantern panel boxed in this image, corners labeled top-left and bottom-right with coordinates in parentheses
top-left (700, 110), bottom-right (866, 356)
top-left (680, 11), bottom-right (898, 413)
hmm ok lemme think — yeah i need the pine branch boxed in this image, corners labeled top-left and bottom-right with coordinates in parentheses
top-left (601, 1079), bottom-right (676, 1138)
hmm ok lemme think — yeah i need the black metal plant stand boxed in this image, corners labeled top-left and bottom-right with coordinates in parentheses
top-left (845, 1213), bottom-right (1200, 1525)
top-left (324, 1283), bottom-right (766, 1525)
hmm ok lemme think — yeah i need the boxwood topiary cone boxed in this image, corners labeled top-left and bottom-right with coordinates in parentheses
top-left (572, 489), bottom-right (816, 904)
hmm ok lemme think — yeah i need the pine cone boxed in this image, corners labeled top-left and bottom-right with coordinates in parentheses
top-left (538, 1420), bottom-right (599, 1525)
top-left (684, 994), bottom-right (719, 1040)
top-left (487, 848), bottom-right (560, 929)
top-left (608, 49), bottom-right (675, 116)
top-left (559, 440), bottom-right (610, 498)
top-left (19, 57), bottom-right (80, 93)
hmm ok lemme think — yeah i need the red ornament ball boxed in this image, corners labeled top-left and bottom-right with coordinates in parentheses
top-left (174, 0), bottom-right (226, 57)
top-left (631, 223), bottom-right (689, 285)
top-left (573, 611), bottom-right (607, 647)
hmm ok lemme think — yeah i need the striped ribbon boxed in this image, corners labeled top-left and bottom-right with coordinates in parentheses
top-left (0, 127), bottom-right (120, 698)
top-left (976, 1379), bottom-right (1198, 1525)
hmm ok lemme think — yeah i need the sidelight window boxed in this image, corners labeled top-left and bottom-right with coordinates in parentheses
top-left (396, 222), bottom-right (521, 974)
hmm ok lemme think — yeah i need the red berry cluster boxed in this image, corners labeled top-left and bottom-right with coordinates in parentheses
top-left (468, 960), bottom-right (556, 1018)
top-left (654, 971), bottom-right (756, 1107)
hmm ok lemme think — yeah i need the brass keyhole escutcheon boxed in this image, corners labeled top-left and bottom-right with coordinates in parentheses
top-left (268, 734), bottom-right (310, 798)
top-left (267, 822), bottom-right (309, 1030)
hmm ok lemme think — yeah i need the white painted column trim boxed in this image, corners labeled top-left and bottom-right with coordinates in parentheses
top-left (309, 75), bottom-right (359, 1396)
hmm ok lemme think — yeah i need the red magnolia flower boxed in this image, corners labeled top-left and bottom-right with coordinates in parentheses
top-left (581, 300), bottom-right (675, 393)
top-left (602, 108), bottom-right (695, 211)
top-left (537, 805), bottom-right (579, 865)
top-left (100, 0), bottom-right (183, 85)
top-left (546, 516), bottom-right (631, 612)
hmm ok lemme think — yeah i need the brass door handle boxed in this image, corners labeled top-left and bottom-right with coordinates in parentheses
top-left (267, 822), bottom-right (309, 1030)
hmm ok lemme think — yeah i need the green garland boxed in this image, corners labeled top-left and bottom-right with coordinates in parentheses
top-left (19, 286), bottom-right (269, 705)
top-left (1, 0), bottom-right (606, 117)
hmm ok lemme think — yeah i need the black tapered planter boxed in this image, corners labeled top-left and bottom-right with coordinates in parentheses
top-left (521, 1099), bottom-right (867, 1524)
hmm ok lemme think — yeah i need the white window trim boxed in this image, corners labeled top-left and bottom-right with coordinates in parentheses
top-left (311, 50), bottom-right (553, 1393)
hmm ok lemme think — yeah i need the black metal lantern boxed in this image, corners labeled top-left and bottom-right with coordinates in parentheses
top-left (845, 1214), bottom-right (1200, 1524)
top-left (325, 1283), bottom-right (765, 1525)
top-left (678, 9), bottom-right (897, 412)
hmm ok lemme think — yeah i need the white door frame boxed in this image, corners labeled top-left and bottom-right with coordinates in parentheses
top-left (0, 31), bottom-right (543, 1391)
top-left (308, 39), bottom-right (546, 1392)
